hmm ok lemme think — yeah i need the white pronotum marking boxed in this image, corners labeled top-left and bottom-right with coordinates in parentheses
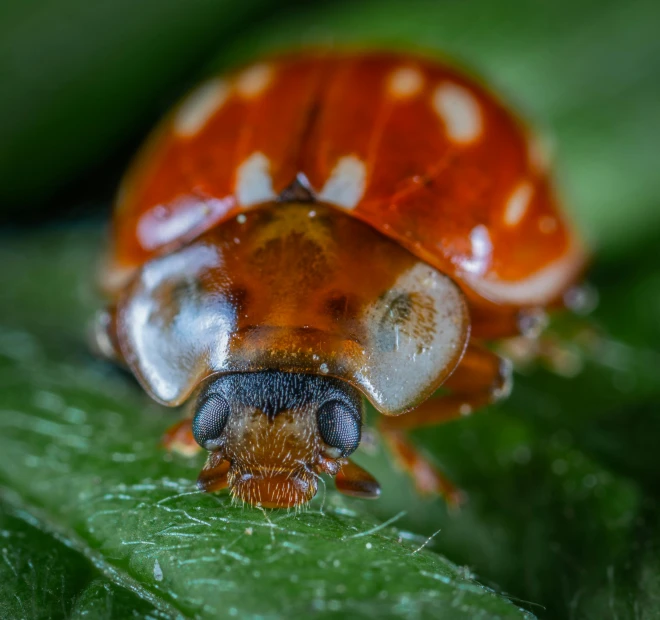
top-left (319, 155), bottom-right (367, 209)
top-left (235, 152), bottom-right (277, 206)
top-left (363, 262), bottom-right (468, 414)
top-left (504, 181), bottom-right (533, 227)
top-left (432, 82), bottom-right (482, 144)
top-left (174, 78), bottom-right (229, 137)
top-left (387, 66), bottom-right (424, 98)
top-left (236, 63), bottom-right (274, 98)
top-left (137, 196), bottom-right (232, 251)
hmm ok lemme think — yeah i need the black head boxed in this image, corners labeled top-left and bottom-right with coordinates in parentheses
top-left (191, 371), bottom-right (376, 507)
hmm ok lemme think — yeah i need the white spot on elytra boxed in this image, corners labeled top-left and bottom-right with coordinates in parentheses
top-left (174, 78), bottom-right (229, 137)
top-left (236, 63), bottom-right (274, 98)
top-left (459, 403), bottom-right (472, 416)
top-left (527, 132), bottom-right (554, 172)
top-left (432, 82), bottom-right (482, 144)
top-left (319, 155), bottom-right (366, 209)
top-left (387, 66), bottom-right (424, 98)
top-left (462, 225), bottom-right (493, 275)
top-left (504, 181), bottom-right (533, 227)
top-left (464, 238), bottom-right (585, 305)
top-left (137, 195), bottom-right (233, 251)
top-left (235, 152), bottom-right (277, 206)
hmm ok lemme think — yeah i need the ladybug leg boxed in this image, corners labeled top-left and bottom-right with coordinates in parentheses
top-left (440, 342), bottom-right (513, 404)
top-left (89, 306), bottom-right (124, 363)
top-left (379, 344), bottom-right (512, 506)
top-left (497, 321), bottom-right (597, 378)
top-left (197, 454), bottom-right (230, 493)
top-left (335, 459), bottom-right (381, 499)
top-left (380, 429), bottom-right (465, 506)
top-left (162, 418), bottom-right (202, 457)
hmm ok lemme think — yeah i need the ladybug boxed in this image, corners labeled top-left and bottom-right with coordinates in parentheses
top-left (94, 51), bottom-right (585, 508)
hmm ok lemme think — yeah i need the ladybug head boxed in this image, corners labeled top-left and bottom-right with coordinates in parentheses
top-left (192, 371), bottom-right (380, 508)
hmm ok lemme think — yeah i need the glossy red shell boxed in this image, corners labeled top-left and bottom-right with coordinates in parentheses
top-left (106, 51), bottom-right (584, 315)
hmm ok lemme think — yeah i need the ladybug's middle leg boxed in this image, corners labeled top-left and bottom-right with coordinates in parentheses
top-left (162, 417), bottom-right (201, 457)
top-left (378, 343), bottom-right (512, 506)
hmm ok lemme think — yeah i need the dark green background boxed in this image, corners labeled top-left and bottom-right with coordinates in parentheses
top-left (1, 1), bottom-right (659, 618)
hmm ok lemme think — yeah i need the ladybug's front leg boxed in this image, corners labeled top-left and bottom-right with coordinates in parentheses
top-left (162, 417), bottom-right (202, 457)
top-left (379, 344), bottom-right (512, 507)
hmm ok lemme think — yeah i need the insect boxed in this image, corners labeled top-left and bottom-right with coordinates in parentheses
top-left (95, 51), bottom-right (585, 508)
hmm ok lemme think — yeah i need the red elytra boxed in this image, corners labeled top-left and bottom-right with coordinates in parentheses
top-left (97, 51), bottom-right (586, 508)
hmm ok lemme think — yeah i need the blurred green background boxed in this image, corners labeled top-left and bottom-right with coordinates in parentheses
top-left (1, 1), bottom-right (659, 619)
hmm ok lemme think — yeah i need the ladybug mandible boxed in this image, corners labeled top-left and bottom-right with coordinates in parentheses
top-left (94, 51), bottom-right (585, 508)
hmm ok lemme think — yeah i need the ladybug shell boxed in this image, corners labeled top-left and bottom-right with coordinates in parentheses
top-left (103, 51), bottom-right (586, 414)
top-left (104, 51), bottom-right (585, 315)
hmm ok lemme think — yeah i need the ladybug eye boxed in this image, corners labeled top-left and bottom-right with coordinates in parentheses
top-left (192, 393), bottom-right (231, 449)
top-left (317, 400), bottom-right (361, 457)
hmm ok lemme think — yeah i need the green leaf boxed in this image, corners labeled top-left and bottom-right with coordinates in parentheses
top-left (0, 230), bottom-right (532, 619)
top-left (0, 501), bottom-right (164, 619)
